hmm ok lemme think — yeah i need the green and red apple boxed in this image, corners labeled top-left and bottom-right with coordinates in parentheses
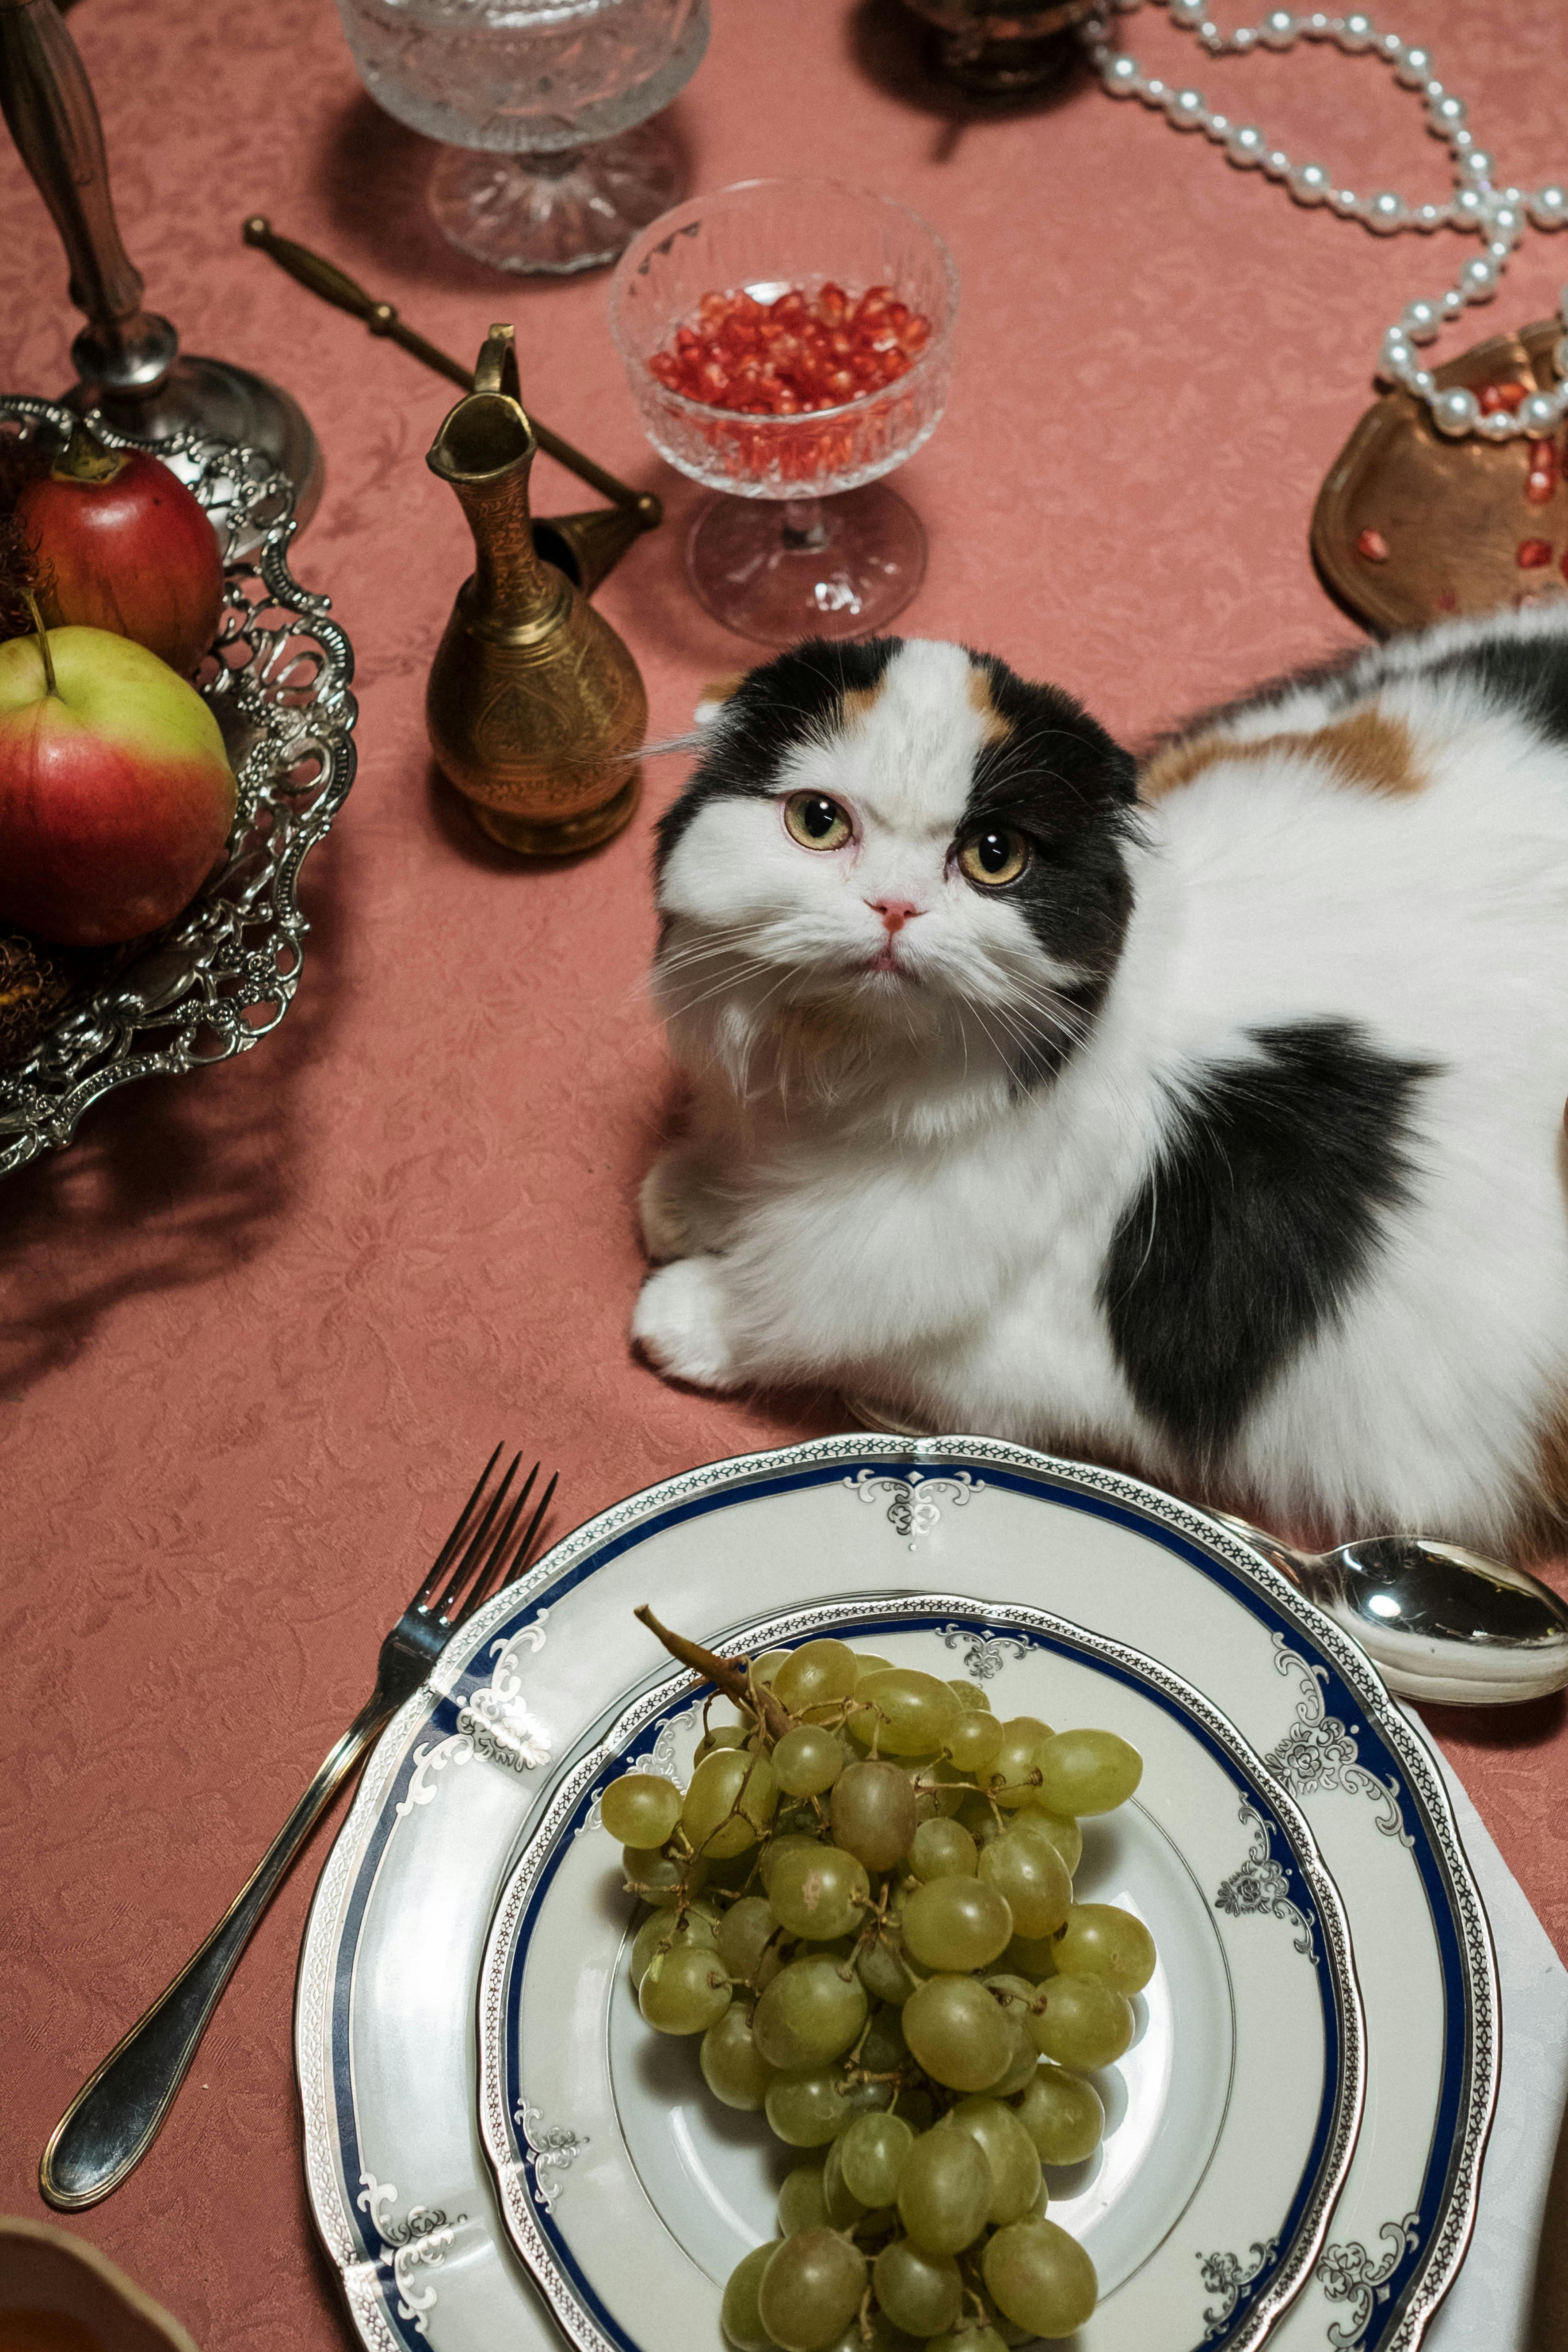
top-left (0, 623), bottom-right (237, 947)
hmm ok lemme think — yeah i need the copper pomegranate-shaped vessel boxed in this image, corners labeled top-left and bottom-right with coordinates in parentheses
top-left (425, 325), bottom-right (646, 856)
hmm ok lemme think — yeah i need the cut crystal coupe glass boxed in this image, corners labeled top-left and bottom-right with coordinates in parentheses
top-left (610, 180), bottom-right (958, 644)
top-left (335, 0), bottom-right (709, 276)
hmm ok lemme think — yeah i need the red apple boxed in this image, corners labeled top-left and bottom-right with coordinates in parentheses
top-left (17, 431), bottom-right (225, 677)
top-left (0, 623), bottom-right (237, 947)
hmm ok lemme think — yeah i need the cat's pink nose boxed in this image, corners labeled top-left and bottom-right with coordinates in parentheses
top-left (867, 898), bottom-right (923, 934)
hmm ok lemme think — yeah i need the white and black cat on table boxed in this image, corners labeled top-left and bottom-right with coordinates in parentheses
top-left (633, 612), bottom-right (1568, 1555)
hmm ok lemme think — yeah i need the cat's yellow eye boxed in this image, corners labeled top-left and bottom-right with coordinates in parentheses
top-left (958, 829), bottom-right (1030, 888)
top-left (783, 792), bottom-right (853, 851)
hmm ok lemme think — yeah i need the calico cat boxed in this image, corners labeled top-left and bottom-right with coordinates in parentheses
top-left (632, 615), bottom-right (1568, 1551)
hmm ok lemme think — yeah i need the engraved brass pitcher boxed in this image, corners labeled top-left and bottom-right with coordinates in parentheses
top-left (425, 325), bottom-right (647, 856)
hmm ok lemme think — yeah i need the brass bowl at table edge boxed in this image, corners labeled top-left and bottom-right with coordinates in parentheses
top-left (425, 326), bottom-right (646, 859)
top-left (0, 2216), bottom-right (199, 2352)
top-left (1312, 317), bottom-right (1568, 637)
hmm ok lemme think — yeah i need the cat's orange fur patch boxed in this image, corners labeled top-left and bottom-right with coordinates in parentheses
top-left (1138, 735), bottom-right (1234, 799)
top-left (1140, 707), bottom-right (1425, 802)
top-left (841, 677), bottom-right (890, 728)
top-left (965, 662), bottom-right (1013, 745)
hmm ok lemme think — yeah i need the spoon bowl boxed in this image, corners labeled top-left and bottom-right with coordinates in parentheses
top-left (1213, 1514), bottom-right (1568, 1707)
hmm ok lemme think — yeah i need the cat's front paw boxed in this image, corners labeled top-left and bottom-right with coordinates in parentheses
top-left (631, 1256), bottom-right (739, 1391)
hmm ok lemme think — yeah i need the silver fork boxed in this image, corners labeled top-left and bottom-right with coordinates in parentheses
top-left (39, 1446), bottom-right (558, 2211)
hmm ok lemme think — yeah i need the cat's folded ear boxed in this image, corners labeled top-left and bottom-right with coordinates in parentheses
top-left (963, 646), bottom-right (1139, 808)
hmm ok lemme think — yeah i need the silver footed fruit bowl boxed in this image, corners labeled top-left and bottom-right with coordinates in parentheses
top-left (0, 396), bottom-right (357, 1180)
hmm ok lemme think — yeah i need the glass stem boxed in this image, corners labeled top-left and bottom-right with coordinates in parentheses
top-left (780, 497), bottom-right (830, 552)
top-left (525, 148), bottom-right (584, 182)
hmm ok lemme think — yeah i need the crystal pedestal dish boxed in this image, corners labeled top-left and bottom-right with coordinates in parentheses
top-left (610, 179), bottom-right (958, 643)
top-left (336, 0), bottom-right (708, 276)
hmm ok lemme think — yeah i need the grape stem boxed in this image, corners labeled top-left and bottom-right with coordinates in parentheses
top-left (634, 1604), bottom-right (794, 1742)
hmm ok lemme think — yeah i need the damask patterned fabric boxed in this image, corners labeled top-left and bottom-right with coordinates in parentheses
top-left (2, 0), bottom-right (1566, 2343)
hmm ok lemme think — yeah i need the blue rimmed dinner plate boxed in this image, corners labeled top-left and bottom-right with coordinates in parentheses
top-left (295, 1436), bottom-right (1496, 2352)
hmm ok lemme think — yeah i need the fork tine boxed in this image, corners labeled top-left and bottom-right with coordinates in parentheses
top-left (504, 1469), bottom-right (558, 1587)
top-left (431, 1451), bottom-right (520, 1622)
top-left (458, 1463), bottom-right (540, 1623)
top-left (414, 1442), bottom-right (504, 1609)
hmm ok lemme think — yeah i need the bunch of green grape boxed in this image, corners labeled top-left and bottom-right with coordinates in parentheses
top-left (599, 1638), bottom-right (1153, 2352)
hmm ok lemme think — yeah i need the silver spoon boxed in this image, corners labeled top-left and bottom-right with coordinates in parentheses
top-left (1211, 1513), bottom-right (1568, 1708)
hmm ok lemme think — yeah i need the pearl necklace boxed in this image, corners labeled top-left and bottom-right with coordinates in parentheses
top-left (1080, 2), bottom-right (1568, 441)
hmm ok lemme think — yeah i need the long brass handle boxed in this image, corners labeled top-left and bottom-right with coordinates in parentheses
top-left (242, 215), bottom-right (660, 527)
top-left (237, 218), bottom-right (386, 330)
top-left (38, 1691), bottom-right (395, 2210)
top-left (0, 0), bottom-right (177, 389)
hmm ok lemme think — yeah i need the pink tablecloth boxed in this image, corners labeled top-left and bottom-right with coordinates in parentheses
top-left (3, 2), bottom-right (1567, 2343)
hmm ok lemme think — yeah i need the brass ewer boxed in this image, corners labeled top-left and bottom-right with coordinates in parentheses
top-left (425, 325), bottom-right (647, 856)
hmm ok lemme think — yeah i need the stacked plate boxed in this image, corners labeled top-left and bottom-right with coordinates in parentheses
top-left (296, 1437), bottom-right (1497, 2352)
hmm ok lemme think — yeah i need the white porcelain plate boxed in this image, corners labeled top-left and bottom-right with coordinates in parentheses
top-left (477, 1595), bottom-right (1364, 2352)
top-left (295, 1437), bottom-right (1497, 2352)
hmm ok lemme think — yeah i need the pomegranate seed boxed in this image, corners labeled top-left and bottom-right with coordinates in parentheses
top-left (1517, 537), bottom-right (1553, 568)
top-left (647, 279), bottom-right (935, 432)
top-left (1437, 591), bottom-right (1459, 613)
top-left (1356, 527), bottom-right (1391, 562)
top-left (1526, 440), bottom-right (1559, 504)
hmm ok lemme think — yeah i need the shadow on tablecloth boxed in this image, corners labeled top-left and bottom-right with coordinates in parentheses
top-left (0, 836), bottom-right (353, 1397)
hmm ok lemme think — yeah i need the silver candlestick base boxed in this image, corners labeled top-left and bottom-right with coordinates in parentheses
top-left (65, 342), bottom-right (324, 529)
top-left (0, 0), bottom-right (322, 529)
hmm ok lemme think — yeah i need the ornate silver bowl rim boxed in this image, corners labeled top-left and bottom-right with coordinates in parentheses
top-left (0, 395), bottom-right (357, 1180)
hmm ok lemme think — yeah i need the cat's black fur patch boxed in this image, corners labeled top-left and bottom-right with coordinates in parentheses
top-left (1100, 1020), bottom-right (1434, 1462)
top-left (961, 650), bottom-right (1139, 998)
top-left (655, 636), bottom-right (901, 873)
top-left (1406, 633), bottom-right (1568, 750)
